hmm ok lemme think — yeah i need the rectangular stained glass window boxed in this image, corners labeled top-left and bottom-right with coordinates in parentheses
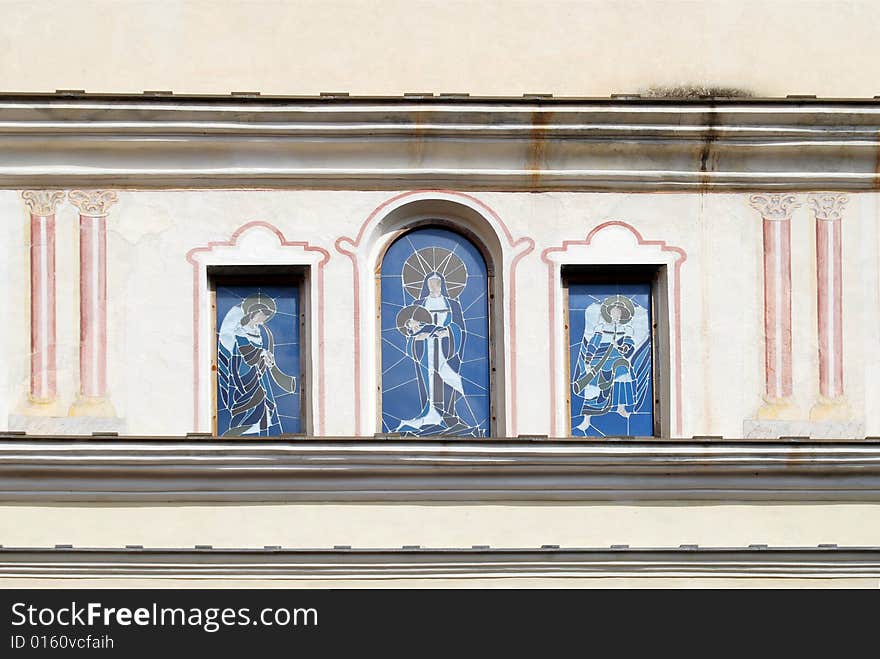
top-left (567, 281), bottom-right (654, 437)
top-left (215, 283), bottom-right (302, 436)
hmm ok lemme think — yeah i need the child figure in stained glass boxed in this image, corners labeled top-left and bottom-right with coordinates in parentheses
top-left (217, 294), bottom-right (296, 436)
top-left (572, 294), bottom-right (651, 435)
top-left (402, 309), bottom-right (446, 342)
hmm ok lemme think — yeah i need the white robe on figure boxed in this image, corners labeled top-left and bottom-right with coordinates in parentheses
top-left (397, 295), bottom-right (464, 430)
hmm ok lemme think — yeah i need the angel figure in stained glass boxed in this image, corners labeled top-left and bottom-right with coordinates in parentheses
top-left (217, 293), bottom-right (296, 436)
top-left (572, 294), bottom-right (652, 435)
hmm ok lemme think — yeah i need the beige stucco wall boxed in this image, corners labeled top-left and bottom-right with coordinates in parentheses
top-left (1, 502), bottom-right (880, 587)
top-left (1, 0), bottom-right (878, 98)
top-left (3, 189), bottom-right (879, 437)
top-left (3, 503), bottom-right (880, 548)
top-left (2, 188), bottom-right (877, 586)
top-left (2, 3), bottom-right (880, 588)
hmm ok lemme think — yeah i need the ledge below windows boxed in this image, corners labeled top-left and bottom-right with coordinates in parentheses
top-left (0, 546), bottom-right (878, 579)
top-left (1, 436), bottom-right (880, 502)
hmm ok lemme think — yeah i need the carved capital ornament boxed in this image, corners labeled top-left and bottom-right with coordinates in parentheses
top-left (21, 190), bottom-right (65, 216)
top-left (68, 190), bottom-right (118, 217)
top-left (748, 193), bottom-right (800, 221)
top-left (809, 193), bottom-right (848, 222)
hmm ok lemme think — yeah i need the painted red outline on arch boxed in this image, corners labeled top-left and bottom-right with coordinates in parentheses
top-left (540, 220), bottom-right (687, 437)
top-left (186, 221), bottom-right (331, 434)
top-left (335, 190), bottom-right (534, 436)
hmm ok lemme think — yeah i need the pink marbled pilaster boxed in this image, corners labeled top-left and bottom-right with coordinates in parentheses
top-left (811, 194), bottom-right (847, 399)
top-left (69, 190), bottom-right (117, 400)
top-left (21, 190), bottom-right (65, 402)
top-left (749, 194), bottom-right (799, 403)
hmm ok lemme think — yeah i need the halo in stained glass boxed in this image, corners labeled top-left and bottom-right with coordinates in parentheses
top-left (396, 304), bottom-right (433, 335)
top-left (402, 247), bottom-right (468, 299)
top-left (240, 292), bottom-right (278, 322)
top-left (600, 294), bottom-right (635, 324)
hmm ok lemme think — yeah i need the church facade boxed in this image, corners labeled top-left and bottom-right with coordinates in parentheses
top-left (1, 94), bottom-right (880, 586)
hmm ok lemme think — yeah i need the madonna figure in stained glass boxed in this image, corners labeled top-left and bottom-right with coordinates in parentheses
top-left (217, 292), bottom-right (297, 436)
top-left (381, 227), bottom-right (489, 438)
top-left (571, 292), bottom-right (653, 436)
top-left (395, 272), bottom-right (470, 434)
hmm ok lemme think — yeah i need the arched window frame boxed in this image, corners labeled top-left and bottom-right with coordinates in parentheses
top-left (374, 218), bottom-right (498, 437)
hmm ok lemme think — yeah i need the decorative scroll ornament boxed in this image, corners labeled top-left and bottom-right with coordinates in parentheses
top-left (748, 193), bottom-right (800, 221)
top-left (68, 190), bottom-right (118, 216)
top-left (20, 190), bottom-right (65, 216)
top-left (809, 193), bottom-right (848, 221)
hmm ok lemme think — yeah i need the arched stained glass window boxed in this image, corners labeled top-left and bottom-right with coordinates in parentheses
top-left (380, 227), bottom-right (490, 437)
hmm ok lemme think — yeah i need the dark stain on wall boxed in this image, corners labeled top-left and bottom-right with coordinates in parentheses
top-left (528, 110), bottom-right (553, 187)
top-left (643, 85), bottom-right (754, 98)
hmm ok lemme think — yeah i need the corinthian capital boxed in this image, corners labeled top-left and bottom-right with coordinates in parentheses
top-left (68, 190), bottom-right (118, 217)
top-left (748, 193), bottom-right (800, 221)
top-left (809, 193), bottom-right (848, 222)
top-left (21, 190), bottom-right (65, 216)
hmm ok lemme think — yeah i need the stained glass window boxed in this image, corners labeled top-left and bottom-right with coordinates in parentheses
top-left (380, 227), bottom-right (490, 437)
top-left (567, 282), bottom-right (654, 437)
top-left (215, 284), bottom-right (302, 436)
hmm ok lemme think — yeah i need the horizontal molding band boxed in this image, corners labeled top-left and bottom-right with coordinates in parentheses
top-left (0, 546), bottom-right (878, 579)
top-left (2, 439), bottom-right (880, 502)
top-left (1, 99), bottom-right (880, 190)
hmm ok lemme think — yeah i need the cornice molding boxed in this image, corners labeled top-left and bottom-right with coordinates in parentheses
top-left (1, 99), bottom-right (880, 190)
top-left (2, 438), bottom-right (880, 502)
top-left (0, 546), bottom-right (878, 579)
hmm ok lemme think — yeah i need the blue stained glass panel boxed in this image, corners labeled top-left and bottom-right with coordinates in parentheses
top-left (380, 227), bottom-right (490, 437)
top-left (215, 284), bottom-right (301, 436)
top-left (568, 282), bottom-right (654, 437)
